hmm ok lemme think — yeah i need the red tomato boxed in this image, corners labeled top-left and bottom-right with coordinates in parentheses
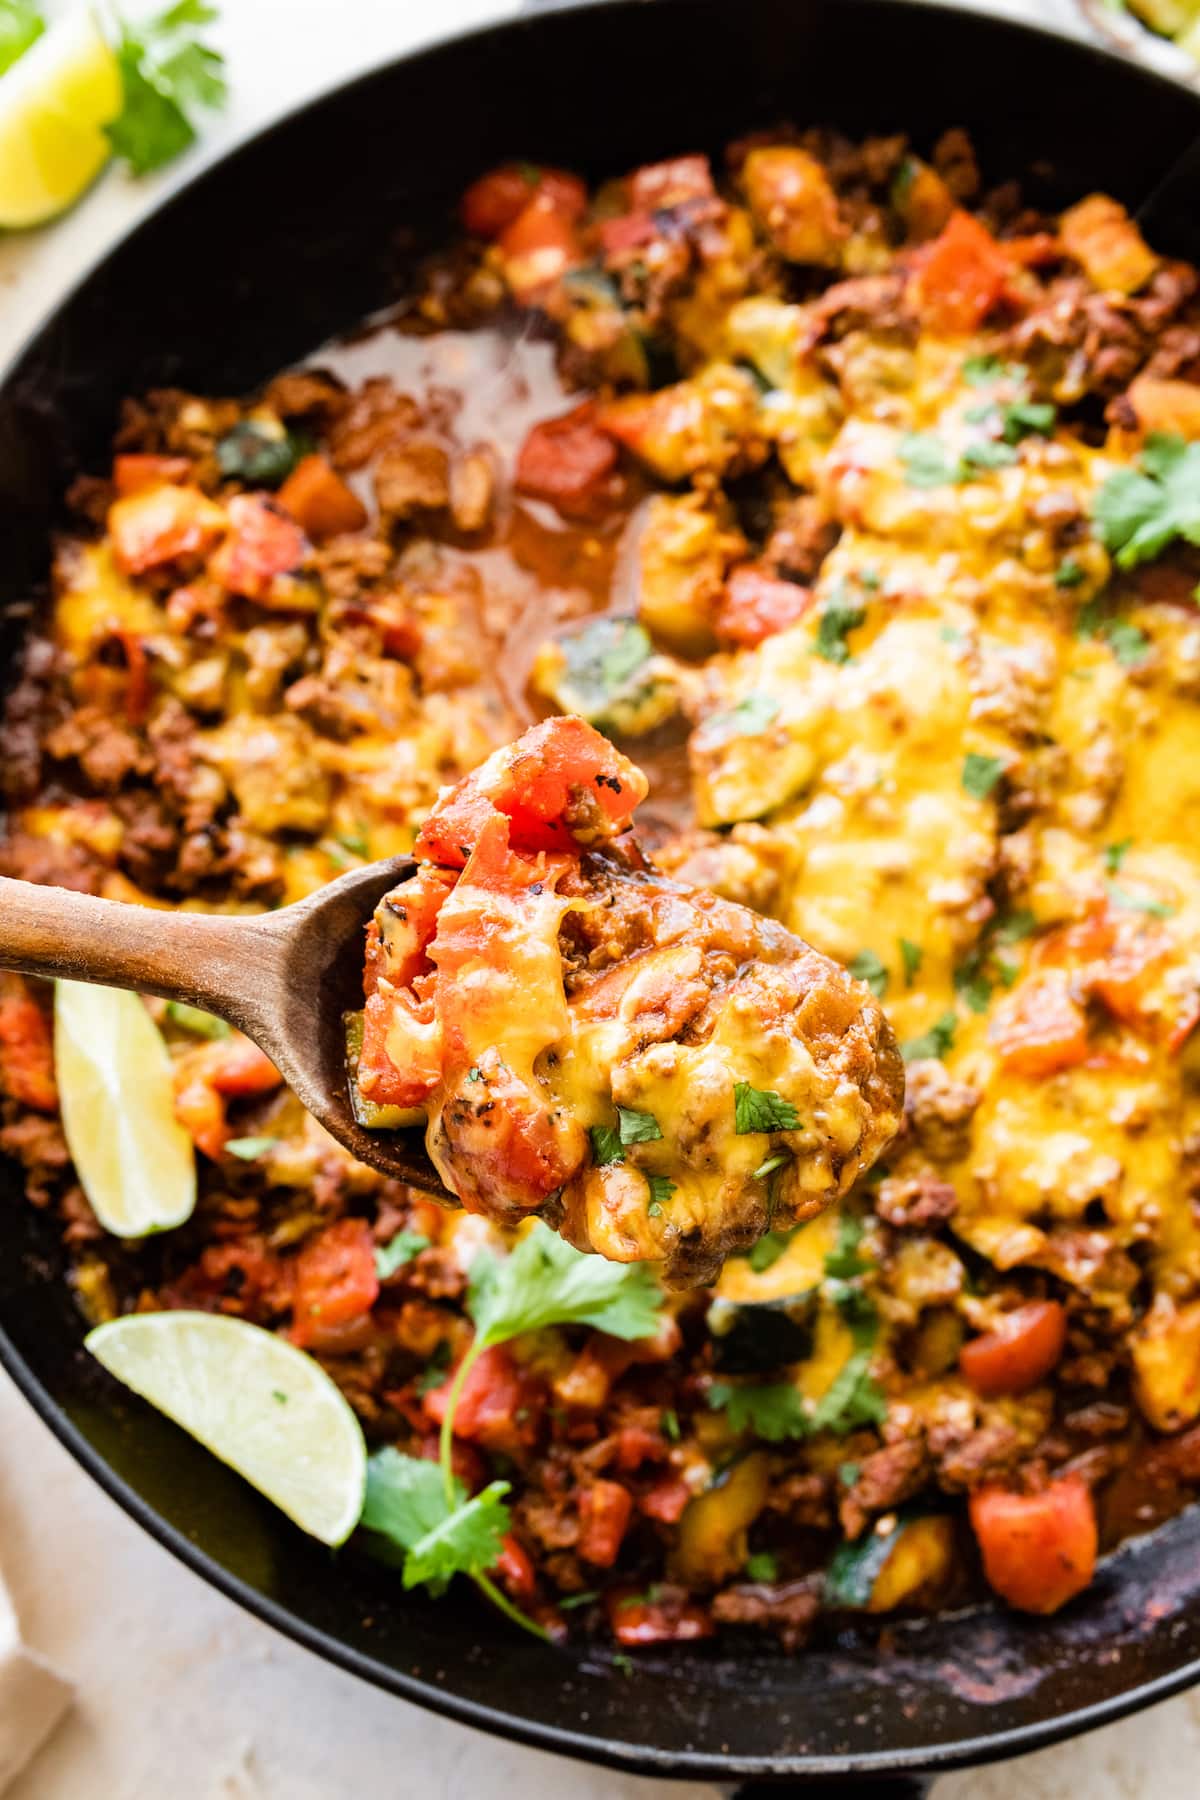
top-left (990, 971), bottom-right (1089, 1077)
top-left (607, 1588), bottom-right (714, 1644)
top-left (291, 1218), bottom-right (380, 1349)
top-left (629, 154), bottom-right (714, 211)
top-left (203, 1036), bottom-right (281, 1097)
top-left (969, 1476), bottom-right (1097, 1614)
top-left (276, 454), bottom-right (367, 541)
top-left (715, 566), bottom-right (814, 647)
top-left (959, 1301), bottom-right (1068, 1397)
top-left (0, 974), bottom-right (57, 1113)
top-left (638, 1473), bottom-right (693, 1524)
top-left (109, 484), bottom-right (226, 575)
top-left (112, 454), bottom-right (193, 496)
top-left (908, 210), bottom-right (1016, 334)
top-left (173, 1075), bottom-right (228, 1160)
top-left (614, 1425), bottom-right (665, 1471)
top-left (461, 164), bottom-right (586, 239)
top-left (498, 193), bottom-right (583, 300)
top-left (514, 403), bottom-right (619, 512)
top-left (423, 1343), bottom-right (540, 1455)
top-left (491, 1534), bottom-right (537, 1602)
top-left (357, 985), bottom-right (442, 1109)
top-left (598, 212), bottom-right (658, 255)
top-left (577, 1478), bottom-right (634, 1567)
top-left (118, 629), bottom-right (151, 725)
top-left (209, 494), bottom-right (306, 600)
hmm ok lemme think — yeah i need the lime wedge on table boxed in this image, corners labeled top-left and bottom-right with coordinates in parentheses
top-left (54, 979), bottom-right (196, 1238)
top-left (86, 1312), bottom-right (368, 1546)
top-left (0, 7), bottom-right (121, 229)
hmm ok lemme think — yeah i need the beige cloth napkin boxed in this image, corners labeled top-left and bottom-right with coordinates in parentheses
top-left (0, 1565), bottom-right (71, 1792)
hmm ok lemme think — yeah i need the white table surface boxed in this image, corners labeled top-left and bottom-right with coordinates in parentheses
top-left (5, 1), bottom-right (1200, 1793)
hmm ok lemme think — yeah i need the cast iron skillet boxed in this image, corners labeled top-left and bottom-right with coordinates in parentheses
top-left (4, 1), bottom-right (1200, 1789)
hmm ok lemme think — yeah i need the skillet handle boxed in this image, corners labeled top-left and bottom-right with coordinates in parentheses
top-left (728, 1783), bottom-right (933, 1797)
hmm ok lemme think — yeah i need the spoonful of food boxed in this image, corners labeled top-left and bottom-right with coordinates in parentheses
top-left (0, 717), bottom-right (904, 1283)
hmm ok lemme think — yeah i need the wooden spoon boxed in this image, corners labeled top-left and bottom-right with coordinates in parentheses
top-left (0, 864), bottom-right (447, 1195)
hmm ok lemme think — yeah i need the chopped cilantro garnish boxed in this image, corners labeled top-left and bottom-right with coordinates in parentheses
top-left (954, 952), bottom-right (993, 1014)
top-left (898, 431), bottom-right (961, 488)
top-left (1103, 620), bottom-right (1152, 667)
top-left (617, 1106), bottom-right (662, 1146)
top-left (752, 1151), bottom-right (791, 1182)
top-left (995, 908), bottom-right (1037, 943)
top-left (1054, 556), bottom-right (1086, 589)
top-left (646, 1174), bottom-right (677, 1214)
top-left (901, 1010), bottom-right (958, 1063)
top-left (590, 1123), bottom-right (623, 1166)
top-left (745, 1551), bottom-right (779, 1582)
top-left (107, 0), bottom-right (228, 178)
top-left (899, 937), bottom-right (923, 986)
top-left (709, 1381), bottom-right (810, 1442)
top-left (814, 592), bottom-right (866, 663)
top-left (962, 439), bottom-right (1018, 472)
top-left (1093, 432), bottom-right (1200, 569)
top-left (223, 1135), bottom-right (277, 1161)
top-left (1107, 882), bottom-right (1175, 919)
top-left (848, 949), bottom-right (888, 998)
top-left (705, 691), bottom-right (780, 742)
top-left (559, 1589), bottom-right (600, 1611)
top-left (747, 1228), bottom-right (794, 1273)
top-left (375, 1230), bottom-right (430, 1280)
top-left (661, 1407), bottom-right (681, 1442)
top-left (1104, 838), bottom-right (1133, 873)
top-left (962, 752), bottom-right (1005, 799)
top-left (824, 1211), bottom-right (870, 1281)
top-left (734, 1082), bottom-right (801, 1134)
top-left (1000, 399), bottom-right (1056, 442)
top-left (962, 353), bottom-right (1005, 387)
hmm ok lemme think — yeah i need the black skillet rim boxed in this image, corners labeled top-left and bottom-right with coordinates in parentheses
top-left (2, 0), bottom-right (1200, 1779)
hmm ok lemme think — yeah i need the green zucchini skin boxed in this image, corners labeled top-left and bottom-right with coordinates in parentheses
top-left (706, 1290), bottom-right (817, 1373)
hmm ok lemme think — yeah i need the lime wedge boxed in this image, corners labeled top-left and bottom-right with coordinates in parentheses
top-left (0, 7), bottom-right (121, 228)
top-left (86, 1311), bottom-right (368, 1545)
top-left (54, 979), bottom-right (196, 1237)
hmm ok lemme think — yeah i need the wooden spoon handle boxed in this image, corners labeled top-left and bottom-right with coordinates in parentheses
top-left (0, 876), bottom-right (280, 1033)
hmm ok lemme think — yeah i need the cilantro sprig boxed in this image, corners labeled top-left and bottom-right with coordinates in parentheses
top-left (734, 1082), bottom-right (801, 1134)
top-left (709, 1381), bottom-right (809, 1442)
top-left (362, 1224), bottom-right (663, 1638)
top-left (107, 1), bottom-right (227, 178)
top-left (1094, 432), bottom-right (1200, 569)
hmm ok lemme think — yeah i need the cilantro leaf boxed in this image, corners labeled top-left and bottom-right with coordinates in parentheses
top-left (709, 1381), bottom-right (810, 1442)
top-left (590, 1123), bottom-right (623, 1166)
top-left (1093, 433), bottom-right (1200, 569)
top-left (1103, 620), bottom-right (1151, 668)
top-left (1104, 838), bottom-right (1132, 873)
top-left (962, 439), bottom-right (1018, 472)
top-left (646, 1173), bottom-right (676, 1215)
top-left (809, 1333), bottom-right (887, 1436)
top-left (107, 0), bottom-right (227, 177)
top-left (733, 1082), bottom-right (801, 1134)
top-left (469, 1220), bottom-right (662, 1347)
top-left (962, 354), bottom-right (1005, 387)
top-left (953, 952), bottom-right (993, 1014)
top-left (704, 691), bottom-right (780, 743)
top-left (747, 1228), bottom-right (794, 1273)
top-left (824, 1211), bottom-right (869, 1280)
top-left (1054, 556), bottom-right (1085, 590)
top-left (223, 1135), bottom-right (277, 1161)
top-left (995, 907), bottom-right (1037, 943)
top-left (962, 752), bottom-right (1005, 800)
top-left (848, 949), bottom-right (888, 998)
top-left (617, 1106), bottom-right (662, 1145)
top-left (745, 1550), bottom-right (779, 1582)
top-left (1001, 400), bottom-right (1056, 443)
top-left (661, 1407), bottom-right (681, 1441)
top-left (899, 937), bottom-right (923, 986)
top-left (360, 1450), bottom-right (511, 1594)
top-left (814, 590), bottom-right (866, 663)
top-left (1107, 881), bottom-right (1175, 919)
top-left (375, 1230), bottom-right (430, 1280)
top-left (901, 1010), bottom-right (957, 1063)
top-left (0, 0), bottom-right (43, 77)
top-left (898, 432), bottom-right (961, 488)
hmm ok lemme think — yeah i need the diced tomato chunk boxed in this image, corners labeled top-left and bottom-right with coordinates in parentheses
top-left (172, 1033), bottom-right (282, 1160)
top-left (357, 985), bottom-right (441, 1109)
top-left (423, 1343), bottom-right (540, 1455)
top-left (990, 970), bottom-right (1089, 1077)
top-left (112, 454), bottom-right (193, 496)
top-left (578, 1478), bottom-right (634, 1567)
top-left (109, 484), bottom-right (226, 574)
top-left (173, 1074), bottom-right (228, 1161)
top-left (0, 974), bottom-right (57, 1113)
top-left (598, 212), bottom-right (658, 255)
top-left (715, 565), bottom-right (813, 647)
top-left (638, 1473), bottom-right (693, 1524)
top-left (491, 1533), bottom-right (537, 1602)
top-left (290, 1217), bottom-right (380, 1349)
top-left (514, 402), bottom-right (619, 512)
top-left (209, 493), bottom-right (306, 600)
top-left (606, 1587), bottom-right (714, 1644)
top-left (629, 154), bottom-right (714, 211)
top-left (960, 1300), bottom-right (1067, 1398)
top-left (499, 193), bottom-right (583, 300)
top-left (969, 1476), bottom-right (1097, 1614)
top-left (908, 210), bottom-right (1015, 335)
top-left (276, 454), bottom-right (367, 541)
top-left (203, 1036), bottom-right (281, 1096)
top-left (614, 1424), bottom-right (665, 1471)
top-left (461, 164), bottom-right (586, 239)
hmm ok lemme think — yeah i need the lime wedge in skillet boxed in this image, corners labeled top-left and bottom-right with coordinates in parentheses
top-left (54, 979), bottom-right (196, 1238)
top-left (86, 1311), bottom-right (369, 1546)
top-left (0, 6), bottom-right (121, 228)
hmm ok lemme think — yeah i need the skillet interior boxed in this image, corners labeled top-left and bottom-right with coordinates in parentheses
top-left (5, 0), bottom-right (1200, 1779)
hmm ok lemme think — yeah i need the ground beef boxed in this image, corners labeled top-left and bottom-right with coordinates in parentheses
top-left (44, 707), bottom-right (150, 792)
top-left (840, 1435), bottom-right (931, 1538)
top-left (763, 494), bottom-right (841, 583)
top-left (901, 1061), bottom-right (981, 1162)
top-left (711, 1578), bottom-right (820, 1651)
top-left (0, 639), bottom-right (63, 802)
top-left (875, 1170), bottom-right (958, 1230)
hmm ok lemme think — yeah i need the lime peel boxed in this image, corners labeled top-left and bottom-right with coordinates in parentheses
top-left (86, 1311), bottom-right (368, 1546)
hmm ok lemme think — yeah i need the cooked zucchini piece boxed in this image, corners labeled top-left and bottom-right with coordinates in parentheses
top-left (344, 1010), bottom-right (422, 1131)
top-left (824, 1509), bottom-right (954, 1612)
top-left (531, 615), bottom-right (678, 737)
top-left (705, 1211), bottom-right (840, 1372)
top-left (217, 418), bottom-right (298, 487)
top-left (673, 1449), bottom-right (771, 1586)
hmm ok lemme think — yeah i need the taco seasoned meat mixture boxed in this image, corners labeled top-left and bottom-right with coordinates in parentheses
top-left (6, 125), bottom-right (1200, 1643)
